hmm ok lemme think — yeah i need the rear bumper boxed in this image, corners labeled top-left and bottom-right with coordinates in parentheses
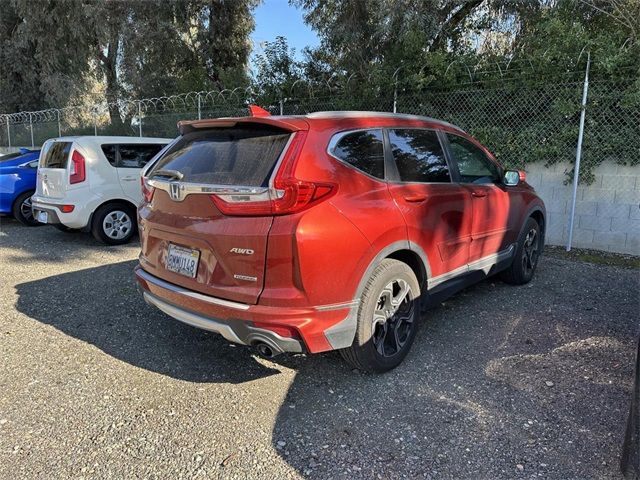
top-left (31, 196), bottom-right (89, 229)
top-left (142, 291), bottom-right (304, 354)
top-left (135, 265), bottom-right (357, 354)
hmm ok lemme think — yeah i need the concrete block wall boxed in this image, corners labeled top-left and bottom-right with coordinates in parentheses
top-left (525, 161), bottom-right (640, 255)
top-left (2, 146), bottom-right (639, 255)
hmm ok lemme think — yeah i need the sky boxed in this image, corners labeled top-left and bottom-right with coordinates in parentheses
top-left (251, 0), bottom-right (320, 64)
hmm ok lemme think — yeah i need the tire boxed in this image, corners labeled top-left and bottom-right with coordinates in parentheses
top-left (340, 259), bottom-right (421, 373)
top-left (54, 224), bottom-right (80, 233)
top-left (91, 203), bottom-right (137, 245)
top-left (501, 217), bottom-right (541, 285)
top-left (12, 191), bottom-right (40, 226)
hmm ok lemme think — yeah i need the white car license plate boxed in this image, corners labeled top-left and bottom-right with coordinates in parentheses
top-left (166, 244), bottom-right (200, 278)
top-left (36, 211), bottom-right (48, 224)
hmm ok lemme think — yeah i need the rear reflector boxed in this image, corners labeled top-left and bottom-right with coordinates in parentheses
top-left (61, 204), bottom-right (75, 213)
top-left (253, 322), bottom-right (299, 338)
top-left (69, 150), bottom-right (86, 184)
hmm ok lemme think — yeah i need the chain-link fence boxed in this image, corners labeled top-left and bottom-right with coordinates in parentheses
top-left (1, 77), bottom-right (638, 254)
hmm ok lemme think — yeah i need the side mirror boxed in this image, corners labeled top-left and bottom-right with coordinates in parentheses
top-left (504, 170), bottom-right (525, 186)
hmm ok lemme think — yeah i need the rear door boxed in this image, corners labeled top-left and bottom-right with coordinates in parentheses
top-left (113, 144), bottom-right (166, 203)
top-left (444, 133), bottom-right (514, 262)
top-left (139, 124), bottom-right (294, 305)
top-left (385, 128), bottom-right (473, 280)
top-left (36, 140), bottom-right (72, 199)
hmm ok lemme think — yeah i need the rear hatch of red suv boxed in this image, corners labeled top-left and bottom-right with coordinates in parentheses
top-left (139, 118), bottom-right (308, 305)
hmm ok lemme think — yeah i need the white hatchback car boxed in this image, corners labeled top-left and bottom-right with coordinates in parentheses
top-left (31, 136), bottom-right (171, 244)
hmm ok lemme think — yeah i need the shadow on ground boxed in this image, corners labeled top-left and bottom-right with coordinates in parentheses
top-left (14, 259), bottom-right (280, 384)
top-left (10, 211), bottom-right (639, 477)
top-left (0, 216), bottom-right (138, 264)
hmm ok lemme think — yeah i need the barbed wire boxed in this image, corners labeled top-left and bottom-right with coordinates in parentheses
top-left (2, 49), bottom-right (637, 126)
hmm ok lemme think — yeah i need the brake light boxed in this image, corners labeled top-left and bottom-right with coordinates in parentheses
top-left (210, 131), bottom-right (336, 216)
top-left (69, 150), bottom-right (85, 184)
top-left (141, 177), bottom-right (155, 202)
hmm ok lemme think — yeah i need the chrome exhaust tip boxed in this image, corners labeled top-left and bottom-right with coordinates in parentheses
top-left (255, 342), bottom-right (279, 359)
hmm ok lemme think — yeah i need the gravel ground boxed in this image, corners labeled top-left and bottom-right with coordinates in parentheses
top-left (0, 218), bottom-right (638, 479)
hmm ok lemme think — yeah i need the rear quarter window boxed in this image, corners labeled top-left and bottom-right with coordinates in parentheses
top-left (118, 144), bottom-right (165, 168)
top-left (330, 129), bottom-right (385, 179)
top-left (149, 126), bottom-right (290, 187)
top-left (40, 142), bottom-right (72, 168)
top-left (101, 144), bottom-right (117, 166)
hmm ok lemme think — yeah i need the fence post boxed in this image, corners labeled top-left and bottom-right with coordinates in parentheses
top-left (94, 110), bottom-right (97, 136)
top-left (393, 86), bottom-right (397, 114)
top-left (57, 109), bottom-right (61, 137)
top-left (29, 113), bottom-right (34, 148)
top-left (279, 98), bottom-right (284, 115)
top-left (138, 101), bottom-right (142, 137)
top-left (392, 66), bottom-right (402, 114)
top-left (566, 52), bottom-right (591, 252)
top-left (197, 93), bottom-right (202, 120)
top-left (5, 116), bottom-right (10, 148)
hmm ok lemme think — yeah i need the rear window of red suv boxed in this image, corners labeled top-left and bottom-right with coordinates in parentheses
top-left (148, 126), bottom-right (290, 187)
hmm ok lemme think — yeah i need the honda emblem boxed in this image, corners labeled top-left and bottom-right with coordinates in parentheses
top-left (169, 182), bottom-right (182, 201)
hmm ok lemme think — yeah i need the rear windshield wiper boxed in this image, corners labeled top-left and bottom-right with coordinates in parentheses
top-left (150, 169), bottom-right (184, 180)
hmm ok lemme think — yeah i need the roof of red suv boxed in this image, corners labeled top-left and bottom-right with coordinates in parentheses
top-left (178, 111), bottom-right (466, 136)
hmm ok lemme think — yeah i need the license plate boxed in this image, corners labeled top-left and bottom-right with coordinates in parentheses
top-left (36, 211), bottom-right (48, 224)
top-left (166, 244), bottom-right (200, 278)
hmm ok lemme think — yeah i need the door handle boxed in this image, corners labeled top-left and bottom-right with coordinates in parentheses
top-left (403, 194), bottom-right (427, 203)
top-left (121, 177), bottom-right (137, 181)
top-left (471, 191), bottom-right (487, 198)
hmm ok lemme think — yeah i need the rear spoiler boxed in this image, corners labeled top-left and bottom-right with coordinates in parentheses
top-left (177, 106), bottom-right (308, 135)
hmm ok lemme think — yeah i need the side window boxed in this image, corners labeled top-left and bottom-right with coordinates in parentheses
top-left (388, 129), bottom-right (450, 183)
top-left (446, 134), bottom-right (500, 184)
top-left (331, 129), bottom-right (385, 179)
top-left (101, 144), bottom-right (117, 166)
top-left (118, 144), bottom-right (164, 168)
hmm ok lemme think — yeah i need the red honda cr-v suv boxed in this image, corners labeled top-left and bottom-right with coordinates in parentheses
top-left (135, 109), bottom-right (545, 372)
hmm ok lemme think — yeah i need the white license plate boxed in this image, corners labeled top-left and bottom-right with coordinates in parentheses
top-left (166, 244), bottom-right (200, 278)
top-left (36, 211), bottom-right (48, 224)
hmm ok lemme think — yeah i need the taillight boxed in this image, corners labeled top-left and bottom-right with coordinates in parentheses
top-left (141, 177), bottom-right (155, 202)
top-left (210, 131), bottom-right (336, 216)
top-left (69, 150), bottom-right (86, 184)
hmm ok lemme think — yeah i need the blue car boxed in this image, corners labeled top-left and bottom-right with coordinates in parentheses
top-left (0, 148), bottom-right (41, 225)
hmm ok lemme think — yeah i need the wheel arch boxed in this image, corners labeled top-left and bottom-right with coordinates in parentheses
top-left (323, 240), bottom-right (432, 350)
top-left (87, 198), bottom-right (139, 234)
top-left (11, 188), bottom-right (36, 211)
top-left (525, 205), bottom-right (546, 252)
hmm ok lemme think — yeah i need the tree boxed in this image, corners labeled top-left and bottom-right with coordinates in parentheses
top-left (0, 0), bottom-right (94, 112)
top-left (253, 36), bottom-right (303, 103)
top-left (0, 0), bottom-right (259, 123)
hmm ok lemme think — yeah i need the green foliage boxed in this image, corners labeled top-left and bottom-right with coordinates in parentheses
top-left (0, 0), bottom-right (258, 116)
top-left (0, 0), bottom-right (95, 111)
top-left (253, 36), bottom-right (303, 104)
top-left (273, 0), bottom-right (640, 183)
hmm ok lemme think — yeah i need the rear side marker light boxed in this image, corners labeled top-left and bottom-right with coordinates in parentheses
top-left (69, 150), bottom-right (86, 184)
top-left (61, 205), bottom-right (75, 213)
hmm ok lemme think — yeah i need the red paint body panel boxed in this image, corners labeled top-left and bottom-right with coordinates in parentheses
top-left (136, 112), bottom-right (546, 354)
